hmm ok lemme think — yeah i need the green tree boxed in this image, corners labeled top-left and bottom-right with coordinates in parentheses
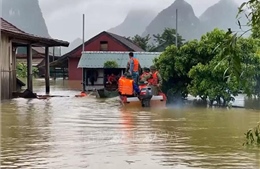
top-left (128, 34), bottom-right (152, 51)
top-left (16, 63), bottom-right (39, 78)
top-left (188, 37), bottom-right (260, 106)
top-left (215, 0), bottom-right (260, 92)
top-left (154, 29), bottom-right (228, 101)
top-left (103, 60), bottom-right (119, 68)
top-left (188, 59), bottom-right (240, 107)
top-left (152, 28), bottom-right (184, 52)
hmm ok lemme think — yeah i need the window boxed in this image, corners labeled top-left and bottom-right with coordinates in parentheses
top-left (100, 41), bottom-right (108, 51)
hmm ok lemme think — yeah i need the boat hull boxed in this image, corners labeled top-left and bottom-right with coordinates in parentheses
top-left (119, 93), bottom-right (167, 108)
top-left (96, 88), bottom-right (119, 98)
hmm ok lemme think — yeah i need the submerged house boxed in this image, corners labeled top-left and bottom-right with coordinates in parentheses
top-left (77, 51), bottom-right (162, 91)
top-left (0, 17), bottom-right (69, 100)
top-left (50, 31), bottom-right (145, 82)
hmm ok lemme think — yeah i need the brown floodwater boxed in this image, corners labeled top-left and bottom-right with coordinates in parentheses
top-left (1, 79), bottom-right (260, 169)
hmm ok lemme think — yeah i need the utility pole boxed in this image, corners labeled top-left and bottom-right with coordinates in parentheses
top-left (175, 9), bottom-right (178, 48)
top-left (82, 14), bottom-right (86, 92)
top-left (82, 14), bottom-right (85, 52)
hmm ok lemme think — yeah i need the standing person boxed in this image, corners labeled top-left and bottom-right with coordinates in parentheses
top-left (149, 65), bottom-right (163, 95)
top-left (126, 52), bottom-right (140, 84)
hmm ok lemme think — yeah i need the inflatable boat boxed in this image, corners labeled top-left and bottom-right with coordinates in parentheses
top-left (119, 84), bottom-right (167, 108)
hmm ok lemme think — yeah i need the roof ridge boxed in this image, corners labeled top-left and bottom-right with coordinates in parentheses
top-left (0, 17), bottom-right (27, 33)
top-left (106, 31), bottom-right (144, 51)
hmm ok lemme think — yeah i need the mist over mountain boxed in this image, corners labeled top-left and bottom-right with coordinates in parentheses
top-left (61, 38), bottom-right (83, 55)
top-left (199, 0), bottom-right (249, 36)
top-left (2, 0), bottom-right (50, 38)
top-left (143, 0), bottom-right (201, 41)
top-left (107, 9), bottom-right (157, 37)
top-left (108, 0), bottom-right (250, 43)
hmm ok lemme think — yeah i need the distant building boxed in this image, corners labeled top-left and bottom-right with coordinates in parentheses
top-left (52, 31), bottom-right (144, 82)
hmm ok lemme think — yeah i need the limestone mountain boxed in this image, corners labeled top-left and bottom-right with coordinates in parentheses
top-left (108, 9), bottom-right (157, 37)
top-left (199, 0), bottom-right (249, 36)
top-left (61, 38), bottom-right (83, 55)
top-left (2, 0), bottom-right (50, 38)
top-left (142, 0), bottom-right (201, 42)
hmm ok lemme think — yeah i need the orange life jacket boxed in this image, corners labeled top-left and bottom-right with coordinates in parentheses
top-left (118, 76), bottom-right (125, 92)
top-left (150, 71), bottom-right (158, 86)
top-left (129, 58), bottom-right (139, 72)
top-left (119, 78), bottom-right (134, 95)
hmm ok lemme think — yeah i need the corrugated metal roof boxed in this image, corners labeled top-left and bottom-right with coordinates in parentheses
top-left (78, 51), bottom-right (162, 68)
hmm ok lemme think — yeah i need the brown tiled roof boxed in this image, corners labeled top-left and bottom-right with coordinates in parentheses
top-left (106, 32), bottom-right (144, 52)
top-left (0, 17), bottom-right (69, 47)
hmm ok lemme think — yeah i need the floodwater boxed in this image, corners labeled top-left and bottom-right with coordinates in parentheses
top-left (1, 79), bottom-right (260, 169)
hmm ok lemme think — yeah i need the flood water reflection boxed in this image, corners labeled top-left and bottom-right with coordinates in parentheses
top-left (1, 79), bottom-right (260, 169)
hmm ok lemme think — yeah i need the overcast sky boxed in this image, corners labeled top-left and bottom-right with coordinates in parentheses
top-left (38, 0), bottom-right (245, 42)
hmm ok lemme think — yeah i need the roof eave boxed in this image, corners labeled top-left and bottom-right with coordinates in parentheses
top-left (1, 29), bottom-right (70, 47)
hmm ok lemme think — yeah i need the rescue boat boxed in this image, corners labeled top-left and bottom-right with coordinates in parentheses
top-left (119, 83), bottom-right (167, 108)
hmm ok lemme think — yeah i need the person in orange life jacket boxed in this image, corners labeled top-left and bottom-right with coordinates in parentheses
top-left (75, 91), bottom-right (87, 97)
top-left (127, 52), bottom-right (140, 84)
top-left (118, 73), bottom-right (126, 95)
top-left (149, 65), bottom-right (162, 95)
top-left (118, 73), bottom-right (140, 95)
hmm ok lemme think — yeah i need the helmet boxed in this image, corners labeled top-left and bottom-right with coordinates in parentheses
top-left (143, 67), bottom-right (150, 71)
top-left (150, 65), bottom-right (156, 70)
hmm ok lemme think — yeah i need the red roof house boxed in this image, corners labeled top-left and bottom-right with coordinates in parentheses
top-left (56, 31), bottom-right (144, 81)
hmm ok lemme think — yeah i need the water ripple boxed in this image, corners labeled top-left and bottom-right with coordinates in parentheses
top-left (1, 82), bottom-right (260, 169)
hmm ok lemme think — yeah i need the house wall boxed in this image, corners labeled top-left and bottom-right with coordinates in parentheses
top-left (0, 33), bottom-right (14, 100)
top-left (71, 34), bottom-right (130, 58)
top-left (68, 33), bottom-right (130, 81)
top-left (68, 58), bottom-right (82, 81)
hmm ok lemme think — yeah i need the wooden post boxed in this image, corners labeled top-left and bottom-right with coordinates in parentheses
top-left (62, 67), bottom-right (65, 80)
top-left (45, 47), bottom-right (50, 94)
top-left (27, 44), bottom-right (33, 92)
top-left (85, 69), bottom-right (88, 86)
top-left (54, 67), bottom-right (56, 80)
top-left (12, 46), bottom-right (17, 93)
top-left (82, 68), bottom-right (86, 91)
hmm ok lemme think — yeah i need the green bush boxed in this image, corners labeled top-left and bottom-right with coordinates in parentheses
top-left (16, 63), bottom-right (39, 78)
top-left (243, 122), bottom-right (260, 147)
top-left (103, 60), bottom-right (119, 68)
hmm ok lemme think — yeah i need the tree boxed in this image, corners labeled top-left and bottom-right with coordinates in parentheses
top-left (151, 28), bottom-right (185, 52)
top-left (215, 0), bottom-right (260, 93)
top-left (188, 36), bottom-right (260, 107)
top-left (16, 63), bottom-right (39, 78)
top-left (238, 0), bottom-right (260, 29)
top-left (154, 29), bottom-right (228, 102)
top-left (103, 60), bottom-right (119, 68)
top-left (188, 59), bottom-right (240, 107)
top-left (128, 34), bottom-right (152, 51)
